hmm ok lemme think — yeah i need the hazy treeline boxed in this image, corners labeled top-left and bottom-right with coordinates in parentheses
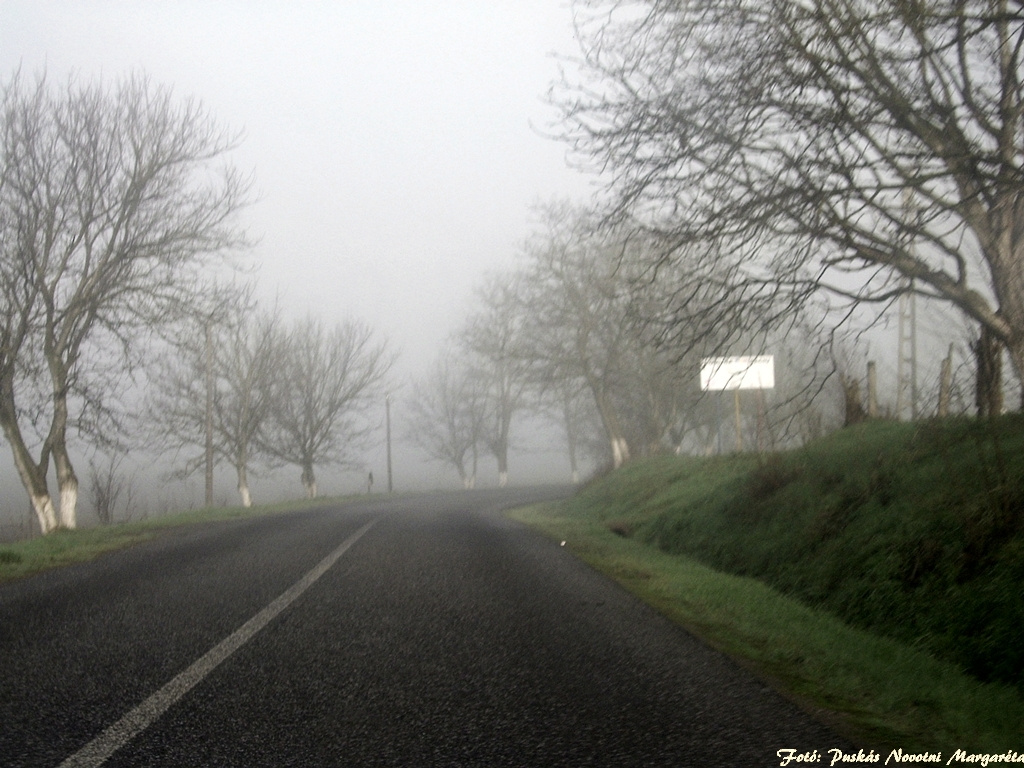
top-left (546, 0), bottom-right (1024, 410)
top-left (145, 303), bottom-right (392, 507)
top-left (0, 71), bottom-right (391, 534)
top-left (406, 202), bottom-right (846, 486)
top-left (410, 0), bottom-right (1024, 485)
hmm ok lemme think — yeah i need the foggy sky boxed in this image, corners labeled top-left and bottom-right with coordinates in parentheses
top-left (2, 2), bottom-right (592, 363)
top-left (0, 1), bottom-right (595, 521)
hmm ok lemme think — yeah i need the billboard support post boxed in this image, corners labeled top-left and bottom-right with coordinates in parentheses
top-left (700, 356), bottom-right (775, 454)
top-left (734, 390), bottom-right (742, 452)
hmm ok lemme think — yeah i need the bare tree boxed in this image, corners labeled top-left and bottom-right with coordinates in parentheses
top-left (215, 309), bottom-right (281, 506)
top-left (405, 349), bottom-right (487, 488)
top-left (530, 376), bottom-right (587, 483)
top-left (0, 71), bottom-right (249, 533)
top-left (460, 273), bottom-right (534, 486)
top-left (517, 205), bottom-right (640, 468)
top-left (555, 0), bottom-right (1024, 404)
top-left (262, 316), bottom-right (392, 499)
top-left (147, 303), bottom-right (280, 507)
top-left (88, 452), bottom-right (135, 525)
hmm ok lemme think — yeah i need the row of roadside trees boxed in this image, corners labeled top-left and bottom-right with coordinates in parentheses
top-left (547, 0), bottom-right (1024, 411)
top-left (406, 201), bottom-right (845, 487)
top-left (409, 0), bottom-right (1024, 485)
top-left (147, 304), bottom-right (392, 507)
top-left (0, 71), bottom-right (391, 534)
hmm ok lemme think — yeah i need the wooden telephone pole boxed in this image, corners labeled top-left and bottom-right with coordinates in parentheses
top-left (386, 393), bottom-right (393, 493)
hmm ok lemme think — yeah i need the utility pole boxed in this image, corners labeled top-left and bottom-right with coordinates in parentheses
top-left (897, 186), bottom-right (920, 421)
top-left (385, 393), bottom-right (393, 493)
top-left (896, 281), bottom-right (918, 420)
top-left (204, 319), bottom-right (214, 506)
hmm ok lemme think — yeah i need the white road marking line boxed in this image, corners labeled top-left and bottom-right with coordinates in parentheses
top-left (58, 518), bottom-right (377, 768)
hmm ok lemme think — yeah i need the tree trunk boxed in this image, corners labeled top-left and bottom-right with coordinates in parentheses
top-left (937, 345), bottom-right (953, 418)
top-left (611, 437), bottom-right (630, 468)
top-left (974, 326), bottom-right (1003, 418)
top-left (591, 387), bottom-right (630, 469)
top-left (55, 456), bottom-right (78, 529)
top-left (562, 391), bottom-right (580, 484)
top-left (494, 410), bottom-right (512, 488)
top-left (237, 464), bottom-right (252, 507)
top-left (990, 194), bottom-right (1024, 410)
top-left (0, 374), bottom-right (59, 533)
top-left (56, 473), bottom-right (77, 532)
top-left (45, 354), bottom-right (78, 528)
top-left (11, 450), bottom-right (57, 534)
top-left (841, 374), bottom-right (867, 427)
top-left (52, 427), bottom-right (78, 529)
top-left (1006, 336), bottom-right (1024, 412)
top-left (496, 446), bottom-right (509, 488)
top-left (301, 462), bottom-right (317, 499)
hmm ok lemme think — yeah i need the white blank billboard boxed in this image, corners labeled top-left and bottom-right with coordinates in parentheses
top-left (700, 355), bottom-right (775, 391)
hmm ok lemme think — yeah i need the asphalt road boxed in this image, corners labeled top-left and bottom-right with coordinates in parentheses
top-left (0, 488), bottom-right (851, 767)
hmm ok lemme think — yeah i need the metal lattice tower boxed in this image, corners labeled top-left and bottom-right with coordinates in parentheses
top-left (895, 282), bottom-right (918, 420)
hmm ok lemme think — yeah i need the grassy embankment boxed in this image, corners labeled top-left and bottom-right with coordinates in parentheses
top-left (510, 415), bottom-right (1024, 752)
top-left (0, 495), bottom-right (351, 585)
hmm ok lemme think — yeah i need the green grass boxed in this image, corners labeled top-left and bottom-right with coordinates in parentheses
top-left (509, 415), bottom-right (1024, 750)
top-left (0, 495), bottom-right (354, 585)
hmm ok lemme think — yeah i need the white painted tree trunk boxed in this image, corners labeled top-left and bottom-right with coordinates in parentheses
top-left (498, 470), bottom-right (508, 488)
top-left (611, 437), bottom-right (630, 469)
top-left (50, 380), bottom-right (79, 529)
top-left (301, 463), bottom-right (317, 499)
top-left (53, 433), bottom-right (79, 529)
top-left (31, 493), bottom-right (59, 535)
top-left (236, 462), bottom-right (253, 507)
top-left (590, 386), bottom-right (630, 470)
top-left (3, 424), bottom-right (59, 533)
top-left (58, 481), bottom-right (78, 529)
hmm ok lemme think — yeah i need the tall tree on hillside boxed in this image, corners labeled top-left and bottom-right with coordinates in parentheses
top-left (0, 71), bottom-right (249, 533)
top-left (262, 316), bottom-right (392, 498)
top-left (554, 0), bottom-right (1024, 402)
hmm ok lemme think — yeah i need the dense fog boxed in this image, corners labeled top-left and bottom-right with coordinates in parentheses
top-left (0, 3), bottom-right (593, 535)
top-left (2, 2), bottom-right (1017, 537)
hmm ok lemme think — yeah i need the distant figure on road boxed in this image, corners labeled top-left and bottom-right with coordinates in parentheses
top-left (367, 471), bottom-right (374, 495)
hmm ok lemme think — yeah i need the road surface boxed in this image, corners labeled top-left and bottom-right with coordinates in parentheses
top-left (0, 488), bottom-right (851, 766)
